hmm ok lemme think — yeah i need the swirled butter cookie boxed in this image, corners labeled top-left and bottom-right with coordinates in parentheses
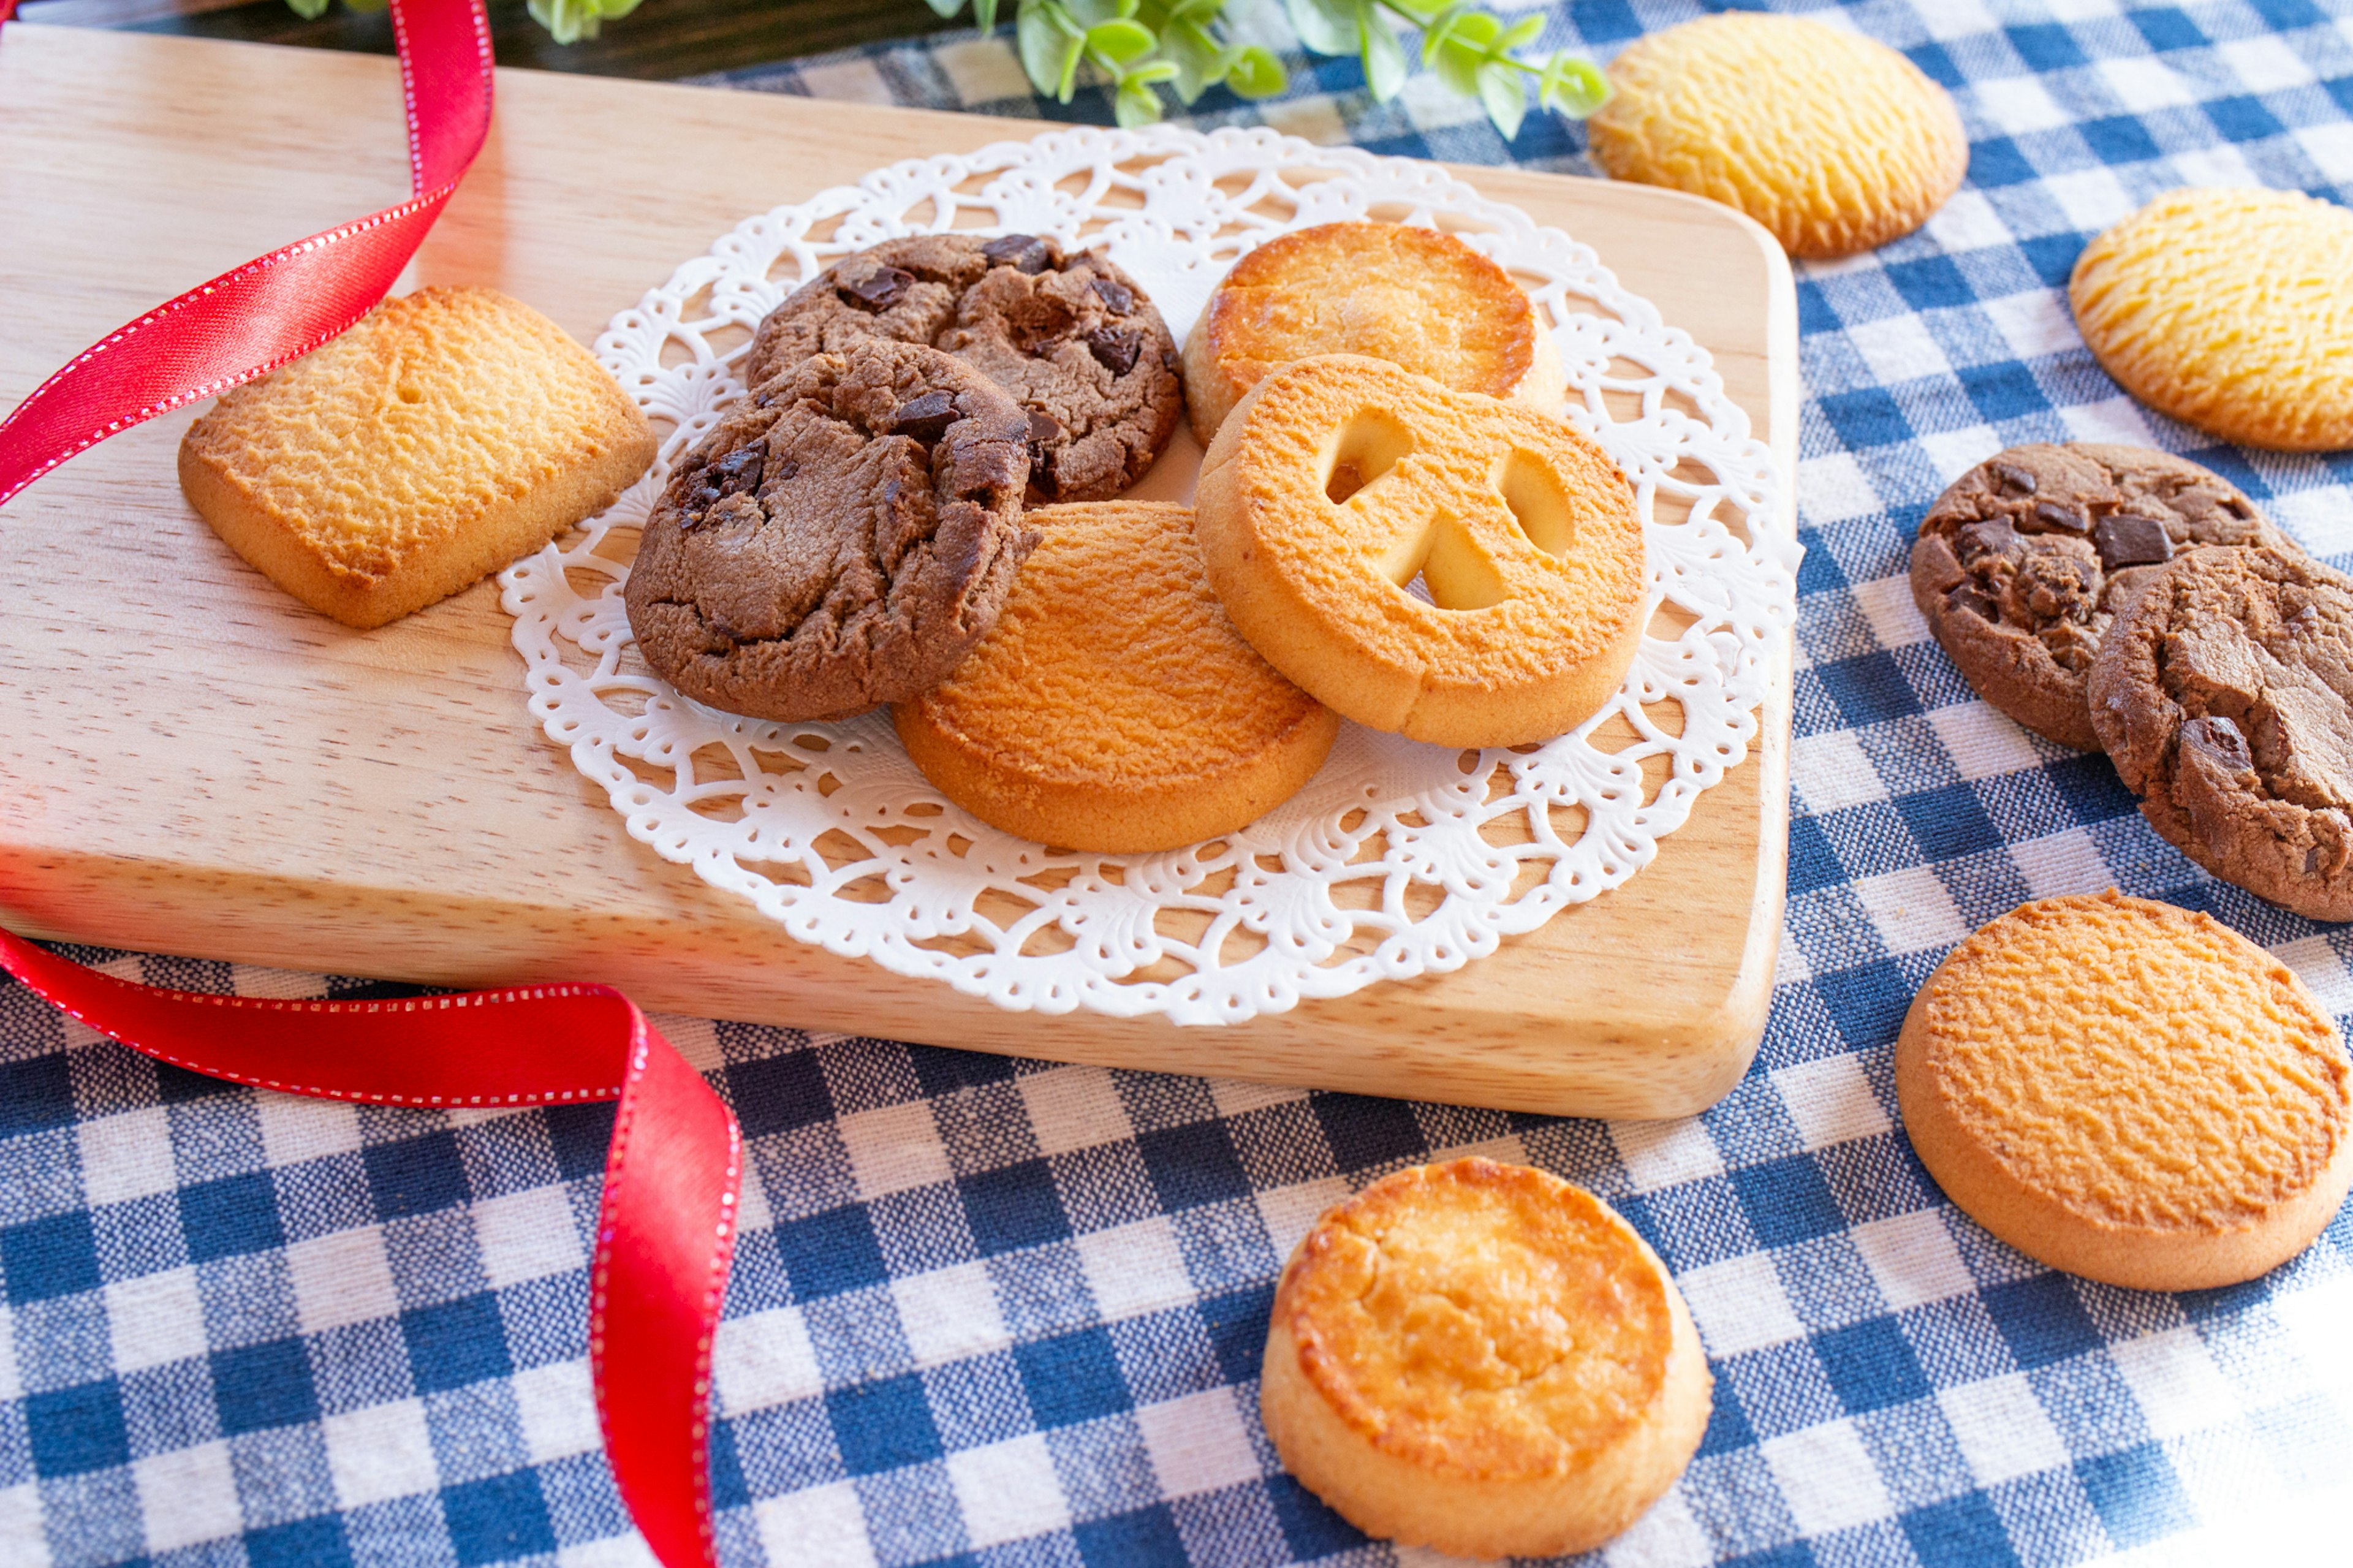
top-left (1588, 14), bottom-right (1967, 259)
top-left (2071, 187), bottom-right (2353, 451)
top-left (1194, 354), bottom-right (1646, 748)
top-left (1180, 221), bottom-right (1566, 446)
top-left (1898, 892), bottom-right (2353, 1290)
top-left (1911, 443), bottom-right (2289, 751)
top-left (1262, 1158), bottom-right (1711, 1559)
top-left (893, 500), bottom-right (1337, 853)
top-left (2088, 545), bottom-right (2353, 919)
top-left (624, 339), bottom-right (1034, 722)
top-left (745, 232), bottom-right (1181, 501)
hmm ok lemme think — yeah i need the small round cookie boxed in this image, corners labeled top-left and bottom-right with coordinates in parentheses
top-left (1898, 892), bottom-right (2353, 1291)
top-left (892, 501), bottom-right (1338, 854)
top-left (2088, 545), bottom-right (2353, 919)
top-left (1262, 1158), bottom-right (1710, 1559)
top-left (624, 339), bottom-right (1034, 722)
top-left (2072, 188), bottom-right (2353, 452)
top-left (1194, 354), bottom-right (1647, 748)
top-left (745, 232), bottom-right (1183, 501)
top-left (1910, 443), bottom-right (2289, 751)
top-left (1180, 222), bottom-right (1566, 447)
top-left (1587, 14), bottom-right (1967, 260)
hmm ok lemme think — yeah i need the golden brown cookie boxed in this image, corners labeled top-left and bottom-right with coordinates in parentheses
top-left (1261, 1157), bottom-right (1710, 1559)
top-left (1194, 354), bottom-right (1647, 748)
top-left (1910, 442), bottom-right (2289, 751)
top-left (179, 287), bottom-right (656, 629)
top-left (2071, 187), bottom-right (2353, 452)
top-left (1180, 221), bottom-right (1565, 447)
top-left (1587, 14), bottom-right (1967, 260)
top-left (2088, 545), bottom-right (2353, 919)
top-left (1897, 892), bottom-right (2353, 1292)
top-left (892, 500), bottom-right (1337, 854)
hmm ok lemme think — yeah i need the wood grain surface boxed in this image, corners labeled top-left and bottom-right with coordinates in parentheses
top-left (0, 24), bottom-right (1797, 1118)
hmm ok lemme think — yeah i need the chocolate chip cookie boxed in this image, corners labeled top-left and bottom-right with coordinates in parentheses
top-left (1910, 443), bottom-right (2287, 750)
top-left (2088, 546), bottom-right (2353, 920)
top-left (746, 233), bottom-right (1182, 504)
top-left (624, 339), bottom-right (1035, 722)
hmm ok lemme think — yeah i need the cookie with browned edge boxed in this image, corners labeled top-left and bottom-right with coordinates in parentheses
top-left (1910, 443), bottom-right (2287, 750)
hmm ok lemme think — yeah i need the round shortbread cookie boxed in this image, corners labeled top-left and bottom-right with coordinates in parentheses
top-left (1897, 892), bottom-right (2353, 1292)
top-left (1194, 354), bottom-right (1647, 749)
top-left (1180, 221), bottom-right (1565, 447)
top-left (1587, 14), bottom-right (1967, 260)
top-left (2071, 187), bottom-right (2353, 452)
top-left (892, 501), bottom-right (1338, 854)
top-left (1261, 1158), bottom-right (1710, 1560)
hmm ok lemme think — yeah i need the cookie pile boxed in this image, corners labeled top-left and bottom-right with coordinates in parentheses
top-left (626, 222), bottom-right (1655, 855)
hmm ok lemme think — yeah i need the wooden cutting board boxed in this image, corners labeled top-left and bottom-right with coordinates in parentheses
top-left (0, 23), bottom-right (1796, 1118)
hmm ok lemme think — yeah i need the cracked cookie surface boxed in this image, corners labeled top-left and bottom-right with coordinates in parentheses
top-left (1909, 442), bottom-right (2287, 750)
top-left (624, 339), bottom-right (1034, 722)
top-left (745, 232), bottom-right (1181, 503)
top-left (2090, 545), bottom-right (2353, 919)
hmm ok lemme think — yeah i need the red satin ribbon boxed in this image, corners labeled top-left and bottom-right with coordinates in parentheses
top-left (0, 6), bottom-right (743, 1566)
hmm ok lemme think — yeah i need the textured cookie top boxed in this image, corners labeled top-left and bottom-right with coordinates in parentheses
top-left (1911, 892), bottom-right (2349, 1232)
top-left (745, 232), bottom-right (1181, 502)
top-left (181, 286), bottom-right (650, 584)
top-left (1588, 14), bottom-right (1966, 259)
top-left (903, 501), bottom-right (1325, 786)
top-left (1184, 222), bottom-right (1552, 439)
top-left (2088, 546), bottom-right (2353, 915)
top-left (1274, 1158), bottom-right (1672, 1479)
top-left (623, 340), bottom-right (1034, 721)
top-left (2072, 187), bottom-right (2353, 452)
top-left (1909, 443), bottom-right (2286, 751)
top-left (1199, 354), bottom-right (1645, 703)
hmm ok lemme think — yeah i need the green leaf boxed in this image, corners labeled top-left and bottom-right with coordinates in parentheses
top-left (1158, 21), bottom-right (1227, 102)
top-left (1476, 56), bottom-right (1524, 140)
top-left (286, 0), bottom-right (330, 17)
top-left (923, 0), bottom-right (966, 17)
top-left (1358, 3), bottom-right (1407, 100)
top-left (1017, 1), bottom-right (1087, 100)
top-left (974, 0), bottom-right (1000, 31)
top-left (1226, 44), bottom-right (1287, 98)
top-left (1536, 50), bottom-right (1609, 116)
top-left (1494, 13), bottom-right (1543, 53)
top-left (1062, 0), bottom-right (1136, 24)
top-left (1115, 76), bottom-right (1167, 127)
top-left (1124, 58), bottom-right (1181, 83)
top-left (1084, 17), bottom-right (1156, 66)
top-left (1285, 0), bottom-right (1357, 57)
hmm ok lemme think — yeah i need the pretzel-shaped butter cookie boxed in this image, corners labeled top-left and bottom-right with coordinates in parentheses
top-left (1194, 354), bottom-right (1647, 748)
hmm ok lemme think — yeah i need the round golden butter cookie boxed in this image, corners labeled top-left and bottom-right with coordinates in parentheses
top-left (1587, 14), bottom-right (1968, 260)
top-left (892, 500), bottom-right (1338, 854)
top-left (1898, 891), bottom-right (2353, 1292)
top-left (1194, 354), bottom-right (1648, 749)
top-left (1181, 221), bottom-right (1565, 447)
top-left (2071, 187), bottom-right (2353, 452)
top-left (1262, 1157), bottom-right (1711, 1560)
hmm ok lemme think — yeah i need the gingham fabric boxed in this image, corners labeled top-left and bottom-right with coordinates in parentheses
top-left (9, 1), bottom-right (2353, 1564)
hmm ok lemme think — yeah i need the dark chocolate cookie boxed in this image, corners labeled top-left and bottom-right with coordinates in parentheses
top-left (2088, 546), bottom-right (2353, 920)
top-left (1910, 443), bottom-right (2289, 750)
top-left (624, 339), bottom-right (1036, 722)
top-left (745, 233), bottom-right (1181, 504)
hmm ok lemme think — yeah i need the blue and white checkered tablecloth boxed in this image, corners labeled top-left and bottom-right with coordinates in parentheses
top-left (9, 1), bottom-right (2353, 1564)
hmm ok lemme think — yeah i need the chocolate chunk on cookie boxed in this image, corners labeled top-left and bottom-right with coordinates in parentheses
top-left (2088, 546), bottom-right (2353, 920)
top-left (624, 340), bottom-right (1036, 722)
top-left (746, 233), bottom-right (1181, 504)
top-left (1910, 443), bottom-right (2289, 750)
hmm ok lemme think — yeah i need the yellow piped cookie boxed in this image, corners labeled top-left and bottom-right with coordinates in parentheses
top-left (1898, 891), bottom-right (2353, 1292)
top-left (1194, 354), bottom-right (1647, 749)
top-left (1181, 221), bottom-right (1565, 445)
top-left (892, 501), bottom-right (1338, 854)
top-left (1588, 14), bottom-right (1967, 260)
top-left (1262, 1158), bottom-right (1711, 1559)
top-left (2071, 187), bottom-right (2353, 452)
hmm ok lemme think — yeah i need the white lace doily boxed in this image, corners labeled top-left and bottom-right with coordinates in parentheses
top-left (501, 124), bottom-right (1797, 1026)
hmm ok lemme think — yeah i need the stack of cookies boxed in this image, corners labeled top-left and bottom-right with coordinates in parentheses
top-left (624, 221), bottom-right (1656, 857)
top-left (1911, 441), bottom-right (2353, 919)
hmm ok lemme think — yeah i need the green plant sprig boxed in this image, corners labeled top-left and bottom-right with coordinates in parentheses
top-left (1286, 0), bottom-right (1607, 139)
